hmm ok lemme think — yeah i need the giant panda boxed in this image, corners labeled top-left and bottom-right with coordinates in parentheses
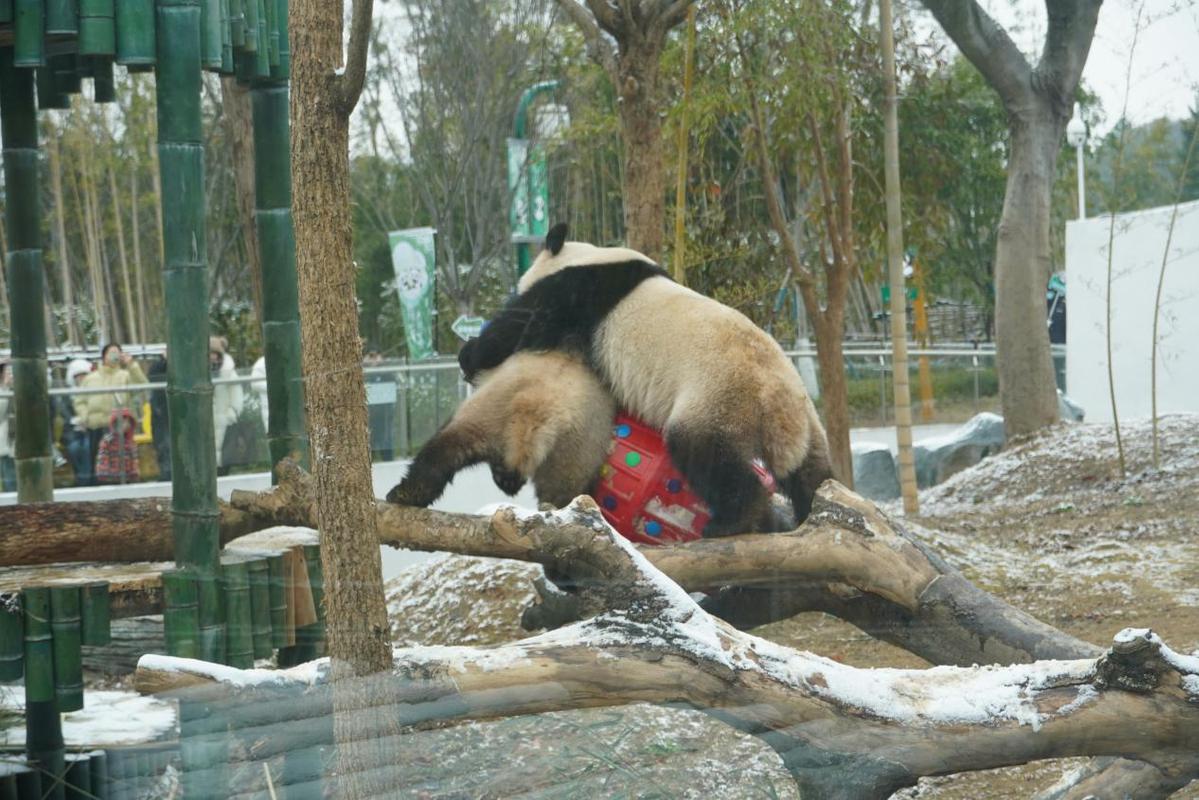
top-left (385, 350), bottom-right (616, 509)
top-left (458, 223), bottom-right (833, 536)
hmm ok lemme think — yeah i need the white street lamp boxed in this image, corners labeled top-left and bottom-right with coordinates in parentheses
top-left (1065, 102), bottom-right (1088, 220)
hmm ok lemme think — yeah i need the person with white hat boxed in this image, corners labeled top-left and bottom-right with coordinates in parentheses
top-left (63, 358), bottom-right (95, 486)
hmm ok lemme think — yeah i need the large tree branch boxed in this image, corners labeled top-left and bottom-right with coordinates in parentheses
top-left (555, 0), bottom-right (618, 75)
top-left (134, 511), bottom-right (1199, 800)
top-left (920, 0), bottom-right (1033, 108)
top-left (1036, 0), bottom-right (1103, 112)
top-left (337, 0), bottom-right (375, 115)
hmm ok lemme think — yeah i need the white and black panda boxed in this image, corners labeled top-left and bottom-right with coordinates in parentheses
top-left (458, 223), bottom-right (833, 536)
top-left (385, 350), bottom-right (616, 509)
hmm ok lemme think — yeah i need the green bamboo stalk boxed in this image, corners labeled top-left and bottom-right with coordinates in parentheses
top-left (264, 0), bottom-right (277, 67)
top-left (156, 0), bottom-right (224, 662)
top-left (80, 581), bottom-right (110, 646)
top-left (64, 754), bottom-right (91, 799)
top-left (247, 558), bottom-right (272, 659)
top-left (0, 592), bottom-right (21, 681)
top-left (91, 55), bottom-right (115, 102)
top-left (46, 0), bottom-right (78, 35)
top-left (13, 1), bottom-right (44, 66)
top-left (254, 0), bottom-right (267, 76)
top-left (49, 587), bottom-right (83, 713)
top-left (22, 586), bottom-right (66, 800)
top-left (115, 0), bottom-right (155, 65)
top-left (251, 83), bottom-right (308, 475)
top-left (0, 48), bottom-right (53, 503)
top-left (36, 64), bottom-right (70, 110)
top-left (197, 574), bottom-right (225, 663)
top-left (200, 0), bottom-right (222, 70)
top-left (0, 771), bottom-right (17, 800)
top-left (87, 751), bottom-right (107, 800)
top-left (271, 0), bottom-right (286, 79)
top-left (243, 0), bottom-right (257, 52)
top-left (0, 1), bottom-right (13, 25)
top-left (228, 0), bottom-right (244, 46)
top-left (220, 0), bottom-right (232, 72)
top-left (161, 568), bottom-right (199, 658)
top-left (221, 556), bottom-right (253, 667)
top-left (299, 543), bottom-right (325, 657)
top-left (50, 52), bottom-right (82, 95)
top-left (79, 0), bottom-right (116, 55)
top-left (266, 552), bottom-right (287, 647)
top-left (14, 768), bottom-right (41, 800)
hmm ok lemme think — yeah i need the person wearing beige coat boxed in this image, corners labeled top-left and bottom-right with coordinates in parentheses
top-left (73, 343), bottom-right (147, 484)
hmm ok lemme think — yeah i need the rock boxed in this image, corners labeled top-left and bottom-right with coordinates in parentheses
top-left (852, 442), bottom-right (900, 501)
top-left (1058, 389), bottom-right (1085, 422)
top-left (914, 412), bottom-right (1005, 488)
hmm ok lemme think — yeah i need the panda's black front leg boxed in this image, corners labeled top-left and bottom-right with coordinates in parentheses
top-left (489, 462), bottom-right (526, 496)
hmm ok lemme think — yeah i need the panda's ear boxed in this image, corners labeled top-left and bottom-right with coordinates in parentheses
top-left (545, 222), bottom-right (568, 255)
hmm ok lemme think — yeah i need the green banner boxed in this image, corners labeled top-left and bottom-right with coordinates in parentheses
top-left (389, 227), bottom-right (437, 361)
top-left (507, 137), bottom-right (548, 241)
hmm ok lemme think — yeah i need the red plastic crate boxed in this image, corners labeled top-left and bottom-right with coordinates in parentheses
top-left (591, 414), bottom-right (775, 545)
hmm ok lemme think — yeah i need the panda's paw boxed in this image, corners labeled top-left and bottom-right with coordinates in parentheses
top-left (490, 462), bottom-right (526, 496)
top-left (385, 480), bottom-right (436, 508)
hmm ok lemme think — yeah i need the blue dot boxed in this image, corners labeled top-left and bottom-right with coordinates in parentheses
top-left (666, 479), bottom-right (683, 493)
top-left (645, 521), bottom-right (662, 536)
top-left (602, 496), bottom-right (617, 511)
top-left (615, 424), bottom-right (631, 438)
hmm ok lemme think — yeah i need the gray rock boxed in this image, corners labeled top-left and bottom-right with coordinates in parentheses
top-left (852, 441), bottom-right (900, 501)
top-left (1058, 389), bottom-right (1085, 422)
top-left (914, 412), bottom-right (1005, 488)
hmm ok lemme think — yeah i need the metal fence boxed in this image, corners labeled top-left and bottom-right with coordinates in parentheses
top-left (0, 345), bottom-right (1066, 489)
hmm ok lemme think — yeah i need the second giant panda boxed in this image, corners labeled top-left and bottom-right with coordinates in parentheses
top-left (386, 350), bottom-right (616, 509)
top-left (459, 223), bottom-right (833, 536)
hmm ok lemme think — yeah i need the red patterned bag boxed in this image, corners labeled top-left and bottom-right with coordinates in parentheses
top-left (96, 409), bottom-right (140, 484)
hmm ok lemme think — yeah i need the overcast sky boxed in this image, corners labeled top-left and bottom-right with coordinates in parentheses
top-left (939, 0), bottom-right (1198, 132)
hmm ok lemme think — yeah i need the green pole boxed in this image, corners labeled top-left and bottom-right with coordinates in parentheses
top-left (162, 569), bottom-right (199, 658)
top-left (79, 0), bottom-right (116, 55)
top-left (115, 0), bottom-right (156, 66)
top-left (512, 79), bottom-right (559, 277)
top-left (80, 581), bottom-right (111, 646)
top-left (247, 558), bottom-right (272, 659)
top-left (49, 586), bottom-right (83, 713)
top-left (155, 0), bottom-right (224, 660)
top-left (22, 587), bottom-right (66, 800)
top-left (0, 591), bottom-right (23, 681)
top-left (251, 79), bottom-right (308, 476)
top-left (12, 1), bottom-right (44, 67)
top-left (0, 48), bottom-right (54, 503)
top-left (220, 556), bottom-right (252, 668)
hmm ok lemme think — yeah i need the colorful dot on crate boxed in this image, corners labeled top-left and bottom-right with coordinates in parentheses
top-left (666, 478), bottom-right (683, 493)
top-left (600, 464), bottom-right (613, 479)
top-left (602, 496), bottom-right (617, 511)
top-left (615, 424), bottom-right (631, 438)
top-left (645, 521), bottom-right (662, 537)
top-left (625, 451), bottom-right (641, 467)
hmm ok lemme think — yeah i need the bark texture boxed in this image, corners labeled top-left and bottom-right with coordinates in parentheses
top-left (555, 0), bottom-right (694, 261)
top-left (920, 0), bottom-right (1102, 436)
top-left (134, 503), bottom-right (1199, 800)
top-left (221, 76), bottom-right (264, 323)
top-left (290, 0), bottom-right (391, 793)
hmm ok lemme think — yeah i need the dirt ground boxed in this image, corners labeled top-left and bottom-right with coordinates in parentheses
top-left (383, 415), bottom-right (1199, 798)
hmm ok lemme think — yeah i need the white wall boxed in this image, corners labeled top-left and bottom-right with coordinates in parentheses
top-left (1065, 200), bottom-right (1199, 423)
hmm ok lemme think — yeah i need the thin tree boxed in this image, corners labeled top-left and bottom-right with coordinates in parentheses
top-left (920, 0), bottom-right (1103, 437)
top-left (555, 0), bottom-right (694, 260)
top-left (47, 130), bottom-right (80, 345)
top-left (879, 0), bottom-right (918, 514)
top-left (221, 77), bottom-right (264, 324)
top-left (289, 0), bottom-right (390, 793)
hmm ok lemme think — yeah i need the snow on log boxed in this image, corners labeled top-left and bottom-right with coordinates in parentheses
top-left (133, 500), bottom-right (1199, 800)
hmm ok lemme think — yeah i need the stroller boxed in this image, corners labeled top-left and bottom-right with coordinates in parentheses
top-left (95, 408), bottom-right (140, 485)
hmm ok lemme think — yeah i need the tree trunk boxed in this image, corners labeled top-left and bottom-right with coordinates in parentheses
top-left (130, 169), bottom-right (147, 343)
top-left (221, 76), bottom-right (264, 325)
top-left (995, 110), bottom-right (1063, 436)
top-left (616, 48), bottom-right (666, 260)
top-left (290, 0), bottom-right (392, 792)
top-left (812, 315), bottom-right (852, 485)
top-left (108, 163), bottom-right (137, 344)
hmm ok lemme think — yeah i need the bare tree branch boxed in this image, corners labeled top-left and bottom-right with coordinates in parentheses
top-left (338, 0), bottom-right (375, 115)
top-left (919, 0), bottom-right (1032, 108)
top-left (556, 0), bottom-right (618, 74)
top-left (1036, 0), bottom-right (1104, 112)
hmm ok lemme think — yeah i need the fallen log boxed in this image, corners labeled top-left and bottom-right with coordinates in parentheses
top-left (133, 498), bottom-right (1199, 800)
top-left (0, 497), bottom-right (264, 566)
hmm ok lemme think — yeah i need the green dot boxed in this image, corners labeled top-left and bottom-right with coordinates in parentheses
top-left (625, 452), bottom-right (641, 468)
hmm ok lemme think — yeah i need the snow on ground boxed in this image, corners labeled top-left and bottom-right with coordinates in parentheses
top-left (0, 688), bottom-right (175, 746)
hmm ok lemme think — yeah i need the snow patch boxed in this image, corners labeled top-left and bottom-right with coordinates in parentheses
top-left (1, 689), bottom-right (176, 746)
top-left (136, 654), bottom-right (330, 688)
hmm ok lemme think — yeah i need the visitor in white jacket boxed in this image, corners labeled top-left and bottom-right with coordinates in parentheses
top-left (210, 336), bottom-right (244, 473)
